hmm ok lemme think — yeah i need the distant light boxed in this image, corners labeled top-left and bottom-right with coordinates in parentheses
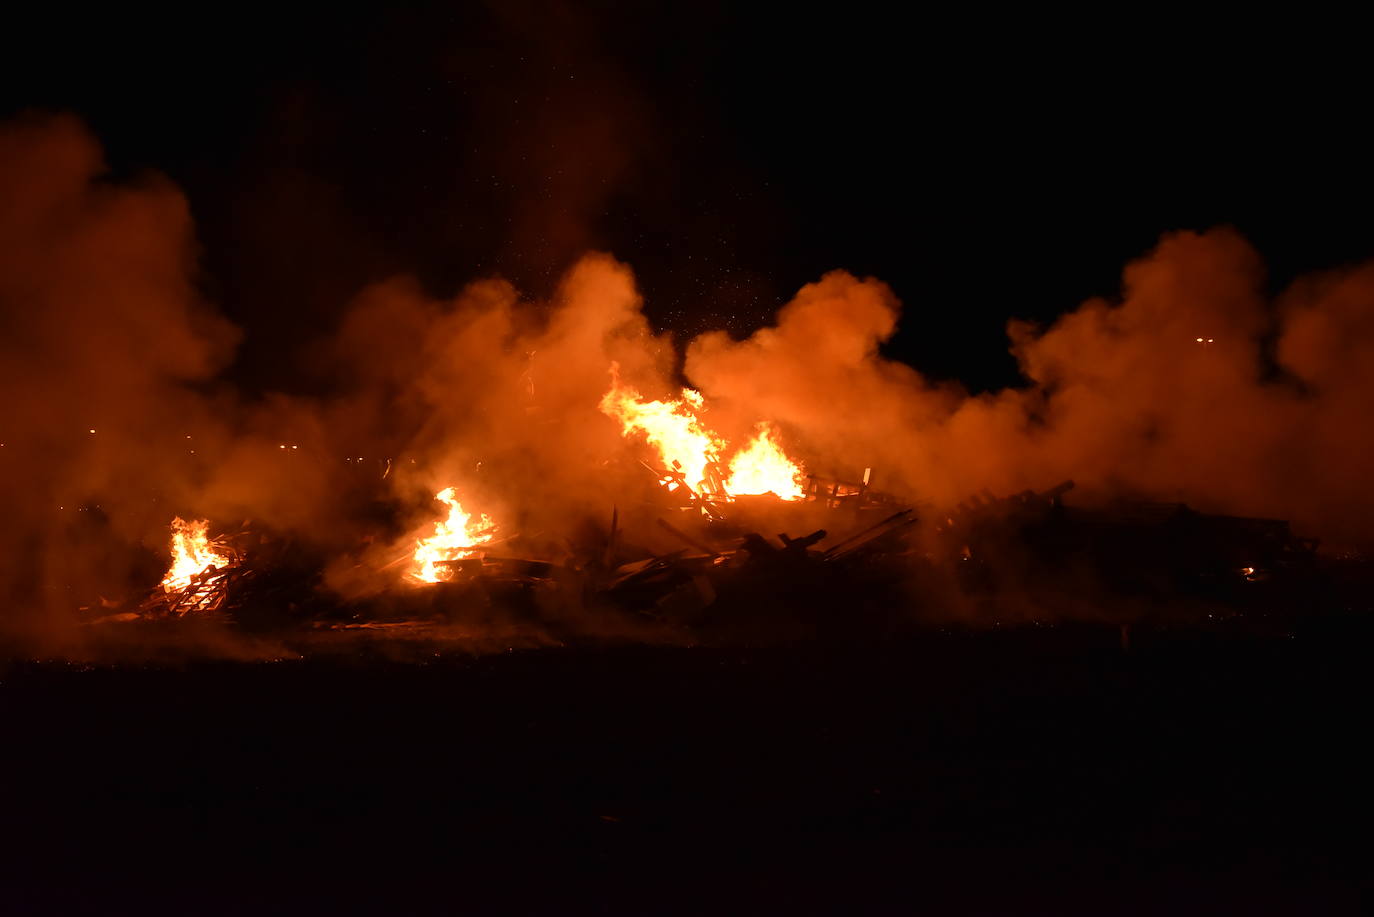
top-left (88, 429), bottom-right (96, 434)
top-left (1196, 338), bottom-right (1204, 343)
top-left (292, 445), bottom-right (298, 450)
top-left (279, 444), bottom-right (286, 449)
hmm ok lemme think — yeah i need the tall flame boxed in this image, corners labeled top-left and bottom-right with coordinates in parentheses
top-left (727, 423), bottom-right (807, 500)
top-left (598, 364), bottom-right (726, 492)
top-left (411, 487), bottom-right (497, 583)
top-left (599, 364), bottom-right (806, 500)
top-left (161, 517), bottom-right (232, 594)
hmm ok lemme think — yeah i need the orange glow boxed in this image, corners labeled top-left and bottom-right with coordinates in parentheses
top-left (411, 487), bottom-right (497, 583)
top-left (160, 517), bottom-right (231, 597)
top-left (599, 364), bottom-right (806, 501)
top-left (598, 363), bottom-right (726, 493)
top-left (726, 422), bottom-right (806, 500)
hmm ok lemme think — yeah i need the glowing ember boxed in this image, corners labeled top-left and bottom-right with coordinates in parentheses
top-left (161, 517), bottom-right (232, 595)
top-left (411, 487), bottom-right (496, 583)
top-left (599, 363), bottom-right (727, 493)
top-left (727, 423), bottom-right (806, 500)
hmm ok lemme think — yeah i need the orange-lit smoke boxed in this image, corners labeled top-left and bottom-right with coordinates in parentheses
top-left (0, 114), bottom-right (239, 646)
top-left (9, 109), bottom-right (1374, 657)
top-left (685, 230), bottom-right (1374, 548)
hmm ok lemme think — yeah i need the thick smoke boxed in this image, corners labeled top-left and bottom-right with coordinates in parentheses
top-left (0, 114), bottom-right (238, 645)
top-left (4, 112), bottom-right (1374, 653)
top-left (686, 229), bottom-right (1374, 548)
top-left (315, 250), bottom-right (681, 590)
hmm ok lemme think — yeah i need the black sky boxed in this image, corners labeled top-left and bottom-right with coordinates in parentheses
top-left (3, 2), bottom-right (1370, 394)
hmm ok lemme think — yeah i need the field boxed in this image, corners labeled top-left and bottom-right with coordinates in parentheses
top-left (4, 619), bottom-right (1369, 914)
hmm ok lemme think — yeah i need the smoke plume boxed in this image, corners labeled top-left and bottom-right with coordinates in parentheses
top-left (4, 111), bottom-right (1374, 653)
top-left (0, 114), bottom-right (237, 644)
top-left (686, 229), bottom-right (1374, 547)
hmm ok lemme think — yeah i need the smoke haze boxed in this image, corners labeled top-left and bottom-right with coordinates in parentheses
top-left (3, 113), bottom-right (1374, 649)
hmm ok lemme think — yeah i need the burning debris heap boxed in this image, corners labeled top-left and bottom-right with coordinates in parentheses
top-left (89, 465), bottom-right (1345, 647)
top-left (411, 487), bottom-right (497, 584)
top-left (139, 518), bottom-right (246, 617)
top-left (85, 368), bottom-right (1344, 644)
top-left (124, 518), bottom-right (322, 629)
top-left (600, 364), bottom-right (808, 509)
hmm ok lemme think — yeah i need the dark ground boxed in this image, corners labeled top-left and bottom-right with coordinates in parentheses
top-left (3, 621), bottom-right (1370, 915)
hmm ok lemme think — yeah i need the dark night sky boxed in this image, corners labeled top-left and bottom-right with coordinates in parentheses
top-left (3, 2), bottom-right (1370, 394)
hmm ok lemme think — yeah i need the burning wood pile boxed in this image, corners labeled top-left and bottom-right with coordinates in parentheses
top-left (84, 367), bottom-right (1337, 642)
top-left (410, 487), bottom-right (498, 584)
top-left (600, 364), bottom-right (809, 510)
top-left (138, 518), bottom-right (247, 617)
top-left (94, 463), bottom-right (1338, 644)
top-left (118, 518), bottom-right (319, 627)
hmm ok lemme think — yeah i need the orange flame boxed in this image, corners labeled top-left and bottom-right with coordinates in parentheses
top-left (160, 517), bottom-right (232, 594)
top-left (599, 364), bottom-right (805, 501)
top-left (599, 364), bottom-right (727, 493)
top-left (411, 487), bottom-right (497, 583)
top-left (727, 422), bottom-right (806, 500)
